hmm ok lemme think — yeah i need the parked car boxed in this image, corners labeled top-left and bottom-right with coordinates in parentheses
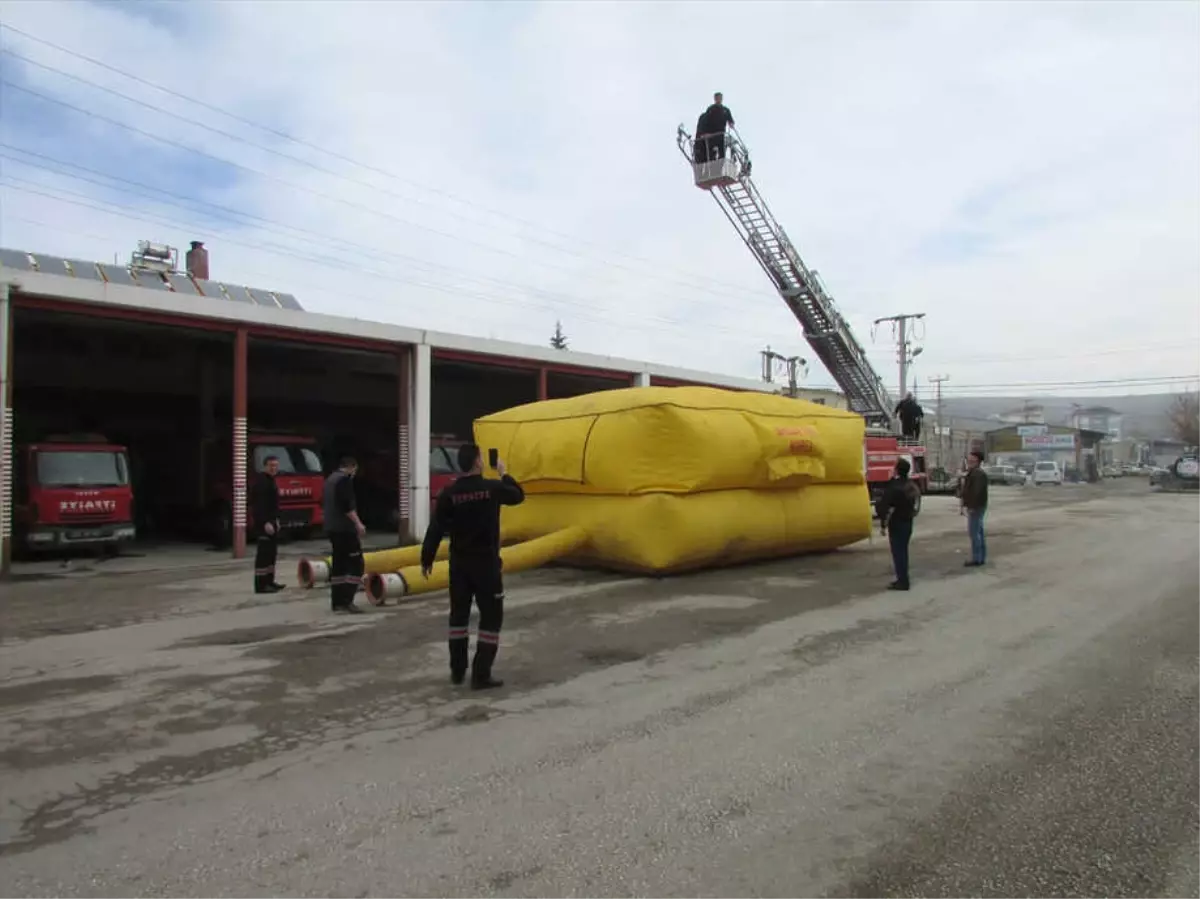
top-left (1031, 461), bottom-right (1063, 486)
top-left (984, 464), bottom-right (1025, 486)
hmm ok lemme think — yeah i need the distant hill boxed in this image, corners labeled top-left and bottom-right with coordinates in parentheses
top-left (936, 393), bottom-right (1182, 439)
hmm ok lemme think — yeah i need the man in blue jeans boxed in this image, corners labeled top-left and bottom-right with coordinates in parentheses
top-left (960, 449), bottom-right (989, 566)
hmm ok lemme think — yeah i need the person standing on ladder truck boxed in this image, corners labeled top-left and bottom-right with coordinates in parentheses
top-left (894, 393), bottom-right (924, 441)
top-left (695, 92), bottom-right (735, 162)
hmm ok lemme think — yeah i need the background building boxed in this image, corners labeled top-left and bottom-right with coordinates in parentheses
top-left (1069, 405), bottom-right (1123, 440)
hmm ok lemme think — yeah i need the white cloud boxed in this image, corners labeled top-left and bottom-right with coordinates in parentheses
top-left (1, 0), bottom-right (1197, 397)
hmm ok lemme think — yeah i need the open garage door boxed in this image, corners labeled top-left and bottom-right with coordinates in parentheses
top-left (10, 305), bottom-right (416, 555)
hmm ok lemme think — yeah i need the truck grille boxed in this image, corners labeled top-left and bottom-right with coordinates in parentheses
top-left (61, 512), bottom-right (116, 525)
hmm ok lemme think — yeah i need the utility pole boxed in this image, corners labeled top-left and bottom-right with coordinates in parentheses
top-left (929, 374), bottom-right (949, 469)
top-left (760, 347), bottom-right (808, 398)
top-left (872, 312), bottom-right (925, 401)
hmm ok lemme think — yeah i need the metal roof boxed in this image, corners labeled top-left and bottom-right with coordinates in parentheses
top-left (0, 245), bottom-right (799, 396)
top-left (0, 247), bottom-right (304, 312)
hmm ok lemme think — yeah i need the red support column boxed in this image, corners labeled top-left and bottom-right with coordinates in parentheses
top-left (232, 328), bottom-right (248, 559)
top-left (397, 347), bottom-right (412, 544)
top-left (537, 367), bottom-right (548, 401)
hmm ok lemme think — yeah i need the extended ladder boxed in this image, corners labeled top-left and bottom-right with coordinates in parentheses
top-left (677, 126), bottom-right (896, 430)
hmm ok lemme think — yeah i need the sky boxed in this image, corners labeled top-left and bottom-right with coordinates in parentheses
top-left (0, 0), bottom-right (1198, 401)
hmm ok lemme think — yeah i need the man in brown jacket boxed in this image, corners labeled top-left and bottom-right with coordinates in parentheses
top-left (960, 450), bottom-right (989, 566)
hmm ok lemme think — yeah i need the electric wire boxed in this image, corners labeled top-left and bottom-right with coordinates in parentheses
top-left (0, 39), bottom-right (779, 308)
top-left (0, 156), bottom-right (790, 344)
top-left (3, 26), bottom-right (1194, 392)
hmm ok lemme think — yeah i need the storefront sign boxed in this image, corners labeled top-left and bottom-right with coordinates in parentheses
top-left (1021, 433), bottom-right (1076, 450)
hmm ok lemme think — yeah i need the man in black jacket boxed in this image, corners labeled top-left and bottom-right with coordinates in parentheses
top-left (323, 455), bottom-right (367, 614)
top-left (876, 458), bottom-right (920, 591)
top-left (696, 91), bottom-right (735, 161)
top-left (960, 450), bottom-right (989, 567)
top-left (421, 443), bottom-right (525, 690)
top-left (250, 455), bottom-right (283, 594)
top-left (894, 393), bottom-right (924, 440)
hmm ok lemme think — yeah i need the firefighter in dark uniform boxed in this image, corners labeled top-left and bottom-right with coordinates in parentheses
top-left (323, 455), bottom-right (367, 614)
top-left (250, 454), bottom-right (283, 594)
top-left (696, 91), bottom-right (735, 161)
top-left (420, 443), bottom-right (525, 689)
top-left (876, 457), bottom-right (920, 591)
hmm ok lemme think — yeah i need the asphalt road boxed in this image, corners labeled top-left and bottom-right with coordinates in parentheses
top-left (0, 481), bottom-right (1196, 897)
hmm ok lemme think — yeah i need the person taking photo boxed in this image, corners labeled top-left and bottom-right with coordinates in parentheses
top-left (420, 444), bottom-right (525, 690)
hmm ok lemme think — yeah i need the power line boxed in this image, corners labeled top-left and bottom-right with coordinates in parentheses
top-left (938, 375), bottom-right (1198, 390)
top-left (7, 176), bottom-right (1194, 397)
top-left (0, 24), bottom-right (771, 295)
top-left (4, 27), bottom-right (1193, 394)
top-left (0, 33), bottom-right (776, 306)
top-left (0, 159), bottom-right (789, 345)
top-left (2, 77), bottom-right (682, 302)
top-left (0, 179), bottom-right (666, 334)
top-left (0, 148), bottom-right (788, 341)
top-left (935, 380), bottom-right (1198, 398)
top-left (927, 340), bottom-right (1200, 366)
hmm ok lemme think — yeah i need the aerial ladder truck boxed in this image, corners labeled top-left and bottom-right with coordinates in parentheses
top-left (677, 125), bottom-right (929, 507)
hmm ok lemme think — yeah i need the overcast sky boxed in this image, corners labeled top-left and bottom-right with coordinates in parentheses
top-left (1, 0), bottom-right (1197, 399)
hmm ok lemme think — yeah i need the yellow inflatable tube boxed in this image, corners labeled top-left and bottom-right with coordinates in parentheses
top-left (497, 485), bottom-right (869, 575)
top-left (297, 540), bottom-right (449, 589)
top-left (365, 527), bottom-right (588, 604)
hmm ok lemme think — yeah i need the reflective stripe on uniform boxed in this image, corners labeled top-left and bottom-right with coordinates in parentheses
top-left (254, 566), bottom-right (275, 575)
top-left (477, 630), bottom-right (500, 645)
top-left (448, 627), bottom-right (469, 640)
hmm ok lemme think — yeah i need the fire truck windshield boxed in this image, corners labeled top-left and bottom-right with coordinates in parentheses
top-left (36, 450), bottom-right (130, 488)
top-left (253, 444), bottom-right (323, 475)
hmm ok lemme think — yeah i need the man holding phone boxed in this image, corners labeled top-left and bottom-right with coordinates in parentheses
top-left (420, 443), bottom-right (525, 689)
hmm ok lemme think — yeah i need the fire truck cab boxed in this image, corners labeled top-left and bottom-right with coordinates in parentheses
top-left (12, 434), bottom-right (137, 554)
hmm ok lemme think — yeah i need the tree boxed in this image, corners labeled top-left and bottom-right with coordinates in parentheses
top-left (1167, 391), bottom-right (1200, 446)
top-left (550, 321), bottom-right (568, 350)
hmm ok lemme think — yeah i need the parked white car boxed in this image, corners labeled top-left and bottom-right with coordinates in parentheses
top-left (1031, 461), bottom-right (1063, 486)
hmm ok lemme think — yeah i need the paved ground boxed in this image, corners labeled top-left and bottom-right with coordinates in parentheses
top-left (0, 479), bottom-right (1196, 897)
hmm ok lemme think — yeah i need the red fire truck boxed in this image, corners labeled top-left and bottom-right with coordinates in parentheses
top-left (11, 434), bottom-right (137, 555)
top-left (430, 434), bottom-right (466, 512)
top-left (864, 433), bottom-right (929, 514)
